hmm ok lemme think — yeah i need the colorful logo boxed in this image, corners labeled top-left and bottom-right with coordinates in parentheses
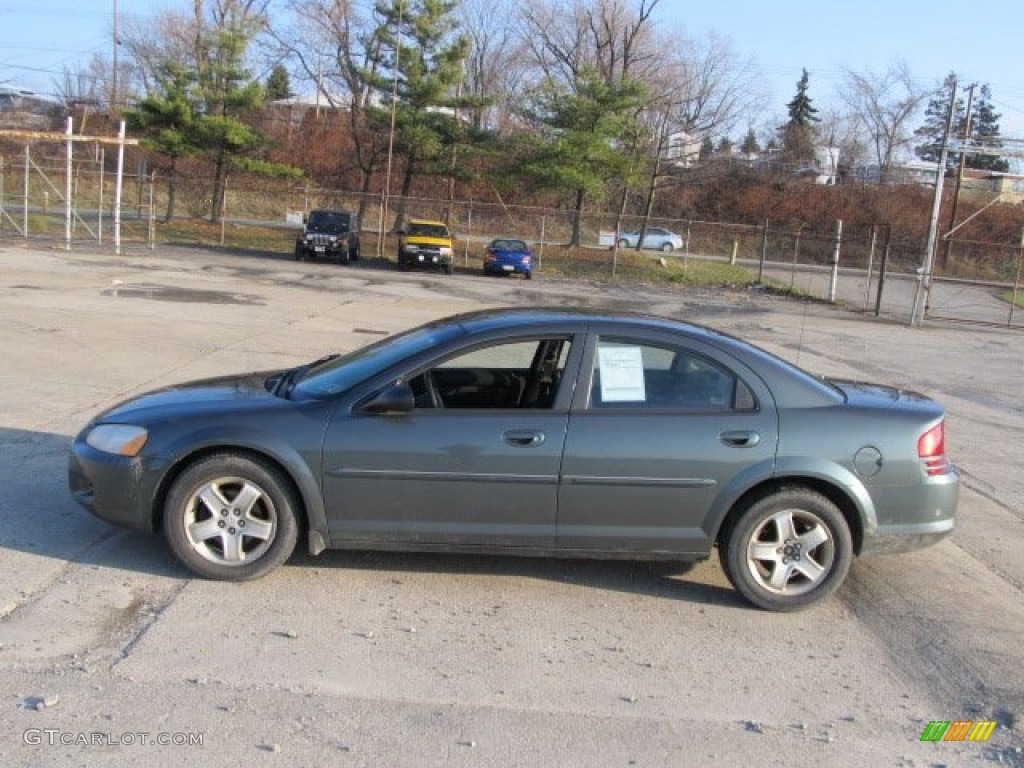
top-left (920, 720), bottom-right (997, 742)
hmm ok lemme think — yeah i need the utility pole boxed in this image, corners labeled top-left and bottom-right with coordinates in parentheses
top-left (913, 77), bottom-right (958, 326)
top-left (942, 83), bottom-right (976, 269)
top-left (112, 0), bottom-right (119, 109)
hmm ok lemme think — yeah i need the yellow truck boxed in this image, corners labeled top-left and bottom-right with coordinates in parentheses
top-left (397, 219), bottom-right (454, 274)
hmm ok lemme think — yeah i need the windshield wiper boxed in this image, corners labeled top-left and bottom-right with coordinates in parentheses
top-left (274, 353), bottom-right (340, 398)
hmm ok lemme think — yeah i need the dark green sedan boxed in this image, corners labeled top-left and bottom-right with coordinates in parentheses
top-left (69, 309), bottom-right (958, 611)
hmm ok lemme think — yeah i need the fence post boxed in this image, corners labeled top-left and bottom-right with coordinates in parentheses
top-left (98, 147), bottom-right (105, 244)
top-left (220, 180), bottom-right (227, 246)
top-left (864, 225), bottom-right (877, 309)
top-left (538, 215), bottom-right (546, 272)
top-left (758, 219), bottom-right (768, 283)
top-left (1010, 228), bottom-right (1024, 328)
top-left (114, 120), bottom-right (126, 255)
top-left (828, 219), bottom-right (842, 302)
top-left (148, 171), bottom-right (156, 250)
top-left (874, 227), bottom-right (891, 317)
top-left (790, 226), bottom-right (802, 292)
top-left (65, 116), bottom-right (73, 251)
top-left (23, 144), bottom-right (29, 236)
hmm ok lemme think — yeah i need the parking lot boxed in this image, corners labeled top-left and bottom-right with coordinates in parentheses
top-left (1, 243), bottom-right (1021, 767)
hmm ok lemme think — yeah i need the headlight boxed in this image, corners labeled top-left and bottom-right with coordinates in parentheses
top-left (439, 247), bottom-right (453, 257)
top-left (85, 424), bottom-right (149, 456)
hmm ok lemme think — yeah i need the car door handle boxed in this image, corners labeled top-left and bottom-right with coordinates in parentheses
top-left (719, 430), bottom-right (760, 448)
top-left (502, 429), bottom-right (546, 447)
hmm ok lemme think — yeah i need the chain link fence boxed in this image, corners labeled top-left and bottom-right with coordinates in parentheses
top-left (1, 143), bottom-right (1021, 328)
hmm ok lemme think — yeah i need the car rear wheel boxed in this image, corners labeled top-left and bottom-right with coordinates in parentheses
top-left (294, 245), bottom-right (304, 261)
top-left (660, 242), bottom-right (674, 252)
top-left (616, 238), bottom-right (628, 248)
top-left (164, 454), bottom-right (299, 581)
top-left (721, 487), bottom-right (851, 611)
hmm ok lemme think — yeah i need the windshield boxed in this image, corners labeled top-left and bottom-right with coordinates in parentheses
top-left (291, 322), bottom-right (464, 398)
top-left (407, 223), bottom-right (450, 238)
top-left (307, 211), bottom-right (351, 233)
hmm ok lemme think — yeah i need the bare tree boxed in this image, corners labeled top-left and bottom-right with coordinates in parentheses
top-left (838, 60), bottom-right (927, 179)
top-left (517, 0), bottom-right (661, 88)
top-left (263, 0), bottom-right (388, 218)
top-left (458, 0), bottom-right (528, 132)
top-left (635, 29), bottom-right (764, 234)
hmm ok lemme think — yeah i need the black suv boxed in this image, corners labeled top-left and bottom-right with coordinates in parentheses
top-left (294, 209), bottom-right (361, 264)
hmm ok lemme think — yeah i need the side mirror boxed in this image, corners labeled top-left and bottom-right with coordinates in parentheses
top-left (361, 382), bottom-right (414, 414)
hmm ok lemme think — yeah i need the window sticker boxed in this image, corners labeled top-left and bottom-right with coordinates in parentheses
top-left (598, 345), bottom-right (646, 402)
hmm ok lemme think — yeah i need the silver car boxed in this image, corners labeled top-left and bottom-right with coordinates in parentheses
top-left (618, 227), bottom-right (684, 252)
top-left (69, 309), bottom-right (957, 611)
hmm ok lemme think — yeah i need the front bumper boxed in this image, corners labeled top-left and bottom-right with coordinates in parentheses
top-left (68, 437), bottom-right (166, 532)
top-left (400, 250), bottom-right (452, 268)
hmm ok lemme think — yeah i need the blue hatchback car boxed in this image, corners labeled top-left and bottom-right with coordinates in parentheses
top-left (483, 238), bottom-right (533, 278)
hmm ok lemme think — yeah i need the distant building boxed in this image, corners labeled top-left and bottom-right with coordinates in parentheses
top-left (959, 170), bottom-right (1024, 205)
top-left (0, 85), bottom-right (60, 129)
top-left (664, 130), bottom-right (702, 167)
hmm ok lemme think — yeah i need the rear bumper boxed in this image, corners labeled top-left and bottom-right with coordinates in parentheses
top-left (484, 263), bottom-right (530, 275)
top-left (861, 472), bottom-right (958, 554)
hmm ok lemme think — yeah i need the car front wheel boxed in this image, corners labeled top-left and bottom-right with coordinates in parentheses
top-left (660, 242), bottom-right (674, 252)
top-left (721, 487), bottom-right (852, 611)
top-left (163, 454), bottom-right (299, 581)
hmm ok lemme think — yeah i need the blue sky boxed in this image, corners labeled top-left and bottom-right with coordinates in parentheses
top-left (2, 0), bottom-right (1023, 137)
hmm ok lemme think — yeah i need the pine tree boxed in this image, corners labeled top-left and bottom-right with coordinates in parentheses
top-left (914, 73), bottom-right (964, 170)
top-left (363, 0), bottom-right (478, 221)
top-left (125, 63), bottom-right (199, 222)
top-left (266, 64), bottom-right (292, 101)
top-left (780, 68), bottom-right (819, 166)
top-left (968, 84), bottom-right (1010, 172)
top-left (740, 128), bottom-right (759, 156)
top-left (786, 69), bottom-right (820, 127)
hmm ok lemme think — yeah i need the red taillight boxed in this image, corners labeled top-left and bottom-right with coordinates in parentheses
top-left (918, 421), bottom-right (950, 476)
top-left (485, 251), bottom-right (496, 262)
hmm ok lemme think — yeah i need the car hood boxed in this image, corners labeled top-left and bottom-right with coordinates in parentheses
top-left (93, 372), bottom-right (280, 424)
top-left (827, 378), bottom-right (942, 414)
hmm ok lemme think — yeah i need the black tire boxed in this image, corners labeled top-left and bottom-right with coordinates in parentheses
top-left (616, 238), bottom-right (628, 248)
top-left (524, 271), bottom-right (532, 280)
top-left (350, 241), bottom-right (360, 261)
top-left (294, 245), bottom-right (305, 262)
top-left (442, 263), bottom-right (453, 275)
top-left (660, 242), bottom-right (674, 252)
top-left (163, 453), bottom-right (300, 581)
top-left (720, 487), bottom-right (852, 611)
